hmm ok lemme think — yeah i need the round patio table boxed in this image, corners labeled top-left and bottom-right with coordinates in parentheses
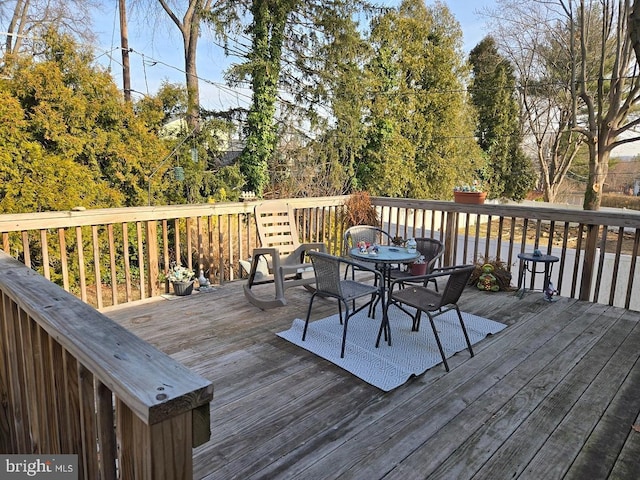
top-left (350, 245), bottom-right (420, 346)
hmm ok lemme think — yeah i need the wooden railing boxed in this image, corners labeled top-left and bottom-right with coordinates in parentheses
top-left (1, 196), bottom-right (639, 310)
top-left (0, 198), bottom-right (349, 309)
top-left (0, 251), bottom-right (213, 478)
top-left (374, 198), bottom-right (640, 311)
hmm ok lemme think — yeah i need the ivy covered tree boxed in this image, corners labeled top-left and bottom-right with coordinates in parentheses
top-left (468, 36), bottom-right (535, 200)
top-left (229, 0), bottom-right (298, 197)
top-left (223, 0), bottom-right (380, 198)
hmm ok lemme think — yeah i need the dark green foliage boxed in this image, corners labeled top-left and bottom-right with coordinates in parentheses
top-left (359, 0), bottom-right (482, 199)
top-left (0, 31), bottom-right (169, 211)
top-left (469, 36), bottom-right (535, 201)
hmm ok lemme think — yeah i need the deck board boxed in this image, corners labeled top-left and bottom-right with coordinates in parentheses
top-left (103, 279), bottom-right (640, 480)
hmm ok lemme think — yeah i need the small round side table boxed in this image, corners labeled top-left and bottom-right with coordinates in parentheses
top-left (516, 252), bottom-right (559, 299)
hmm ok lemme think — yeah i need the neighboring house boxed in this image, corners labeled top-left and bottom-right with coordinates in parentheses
top-left (159, 118), bottom-right (244, 169)
top-left (219, 140), bottom-right (244, 167)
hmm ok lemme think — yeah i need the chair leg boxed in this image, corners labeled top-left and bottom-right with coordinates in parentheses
top-left (344, 264), bottom-right (352, 280)
top-left (455, 305), bottom-right (475, 357)
top-left (369, 295), bottom-right (380, 317)
top-left (427, 313), bottom-right (449, 372)
top-left (341, 313), bottom-right (352, 358)
top-left (302, 293), bottom-right (318, 341)
top-left (413, 311), bottom-right (422, 332)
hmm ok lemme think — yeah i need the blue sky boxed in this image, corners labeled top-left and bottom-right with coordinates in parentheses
top-left (92, 1), bottom-right (495, 111)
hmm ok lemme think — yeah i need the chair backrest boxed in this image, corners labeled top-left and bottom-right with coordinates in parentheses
top-left (439, 265), bottom-right (475, 307)
top-left (255, 201), bottom-right (301, 257)
top-left (308, 251), bottom-right (343, 297)
top-left (343, 225), bottom-right (392, 255)
top-left (415, 238), bottom-right (445, 272)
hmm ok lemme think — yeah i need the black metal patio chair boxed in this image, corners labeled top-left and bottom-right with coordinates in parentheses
top-left (389, 237), bottom-right (445, 291)
top-left (302, 251), bottom-right (385, 358)
top-left (342, 225), bottom-right (394, 279)
top-left (385, 264), bottom-right (475, 372)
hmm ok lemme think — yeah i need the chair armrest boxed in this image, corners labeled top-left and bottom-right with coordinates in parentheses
top-left (251, 247), bottom-right (279, 259)
top-left (388, 265), bottom-right (473, 293)
top-left (300, 242), bottom-right (327, 252)
top-left (248, 247), bottom-right (280, 273)
top-left (293, 242), bottom-right (327, 262)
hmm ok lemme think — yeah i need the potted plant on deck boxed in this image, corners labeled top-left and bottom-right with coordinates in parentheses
top-left (165, 264), bottom-right (196, 296)
top-left (468, 257), bottom-right (514, 292)
top-left (409, 255), bottom-right (428, 276)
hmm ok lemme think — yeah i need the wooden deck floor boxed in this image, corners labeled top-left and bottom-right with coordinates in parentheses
top-left (103, 279), bottom-right (640, 480)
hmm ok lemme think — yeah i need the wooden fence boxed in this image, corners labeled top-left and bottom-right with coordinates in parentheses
top-left (374, 198), bottom-right (640, 310)
top-left (0, 198), bottom-right (348, 309)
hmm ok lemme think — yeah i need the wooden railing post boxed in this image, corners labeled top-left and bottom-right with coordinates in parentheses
top-left (443, 211), bottom-right (457, 266)
top-left (146, 220), bottom-right (159, 297)
top-left (579, 223), bottom-right (599, 301)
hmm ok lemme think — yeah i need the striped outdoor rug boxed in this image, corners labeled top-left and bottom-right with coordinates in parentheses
top-left (277, 304), bottom-right (506, 391)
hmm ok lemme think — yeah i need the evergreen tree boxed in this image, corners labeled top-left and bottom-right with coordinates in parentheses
top-left (296, 3), bottom-right (372, 195)
top-left (0, 30), bottom-right (168, 212)
top-left (468, 36), bottom-right (535, 201)
top-left (361, 0), bottom-right (482, 199)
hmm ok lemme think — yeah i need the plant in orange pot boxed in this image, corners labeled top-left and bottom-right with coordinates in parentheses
top-left (453, 181), bottom-right (487, 204)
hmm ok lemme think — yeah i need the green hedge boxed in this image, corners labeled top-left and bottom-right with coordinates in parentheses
top-left (602, 194), bottom-right (640, 211)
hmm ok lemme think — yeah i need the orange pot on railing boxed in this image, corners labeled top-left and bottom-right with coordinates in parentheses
top-left (454, 191), bottom-right (487, 204)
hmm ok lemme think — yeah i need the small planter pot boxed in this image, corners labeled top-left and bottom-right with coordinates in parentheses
top-left (172, 281), bottom-right (194, 296)
top-left (410, 263), bottom-right (428, 276)
top-left (454, 191), bottom-right (487, 204)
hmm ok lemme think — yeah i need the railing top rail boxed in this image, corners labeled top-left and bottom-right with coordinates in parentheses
top-left (372, 197), bottom-right (640, 229)
top-left (0, 196), bottom-right (349, 232)
top-left (0, 251), bottom-right (213, 425)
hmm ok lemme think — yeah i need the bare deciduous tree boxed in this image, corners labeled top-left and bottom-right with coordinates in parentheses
top-left (488, 0), bottom-right (640, 210)
top-left (485, 1), bottom-right (583, 203)
top-left (574, 0), bottom-right (640, 210)
top-left (1, 0), bottom-right (98, 56)
top-left (150, 0), bottom-right (218, 131)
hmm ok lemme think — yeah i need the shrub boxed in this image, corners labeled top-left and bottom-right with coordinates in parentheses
top-left (601, 193), bottom-right (640, 211)
top-left (344, 191), bottom-right (379, 227)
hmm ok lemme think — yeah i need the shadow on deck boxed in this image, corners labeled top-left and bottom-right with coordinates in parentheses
top-left (103, 279), bottom-right (640, 480)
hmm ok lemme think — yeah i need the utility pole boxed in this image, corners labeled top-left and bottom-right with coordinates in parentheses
top-left (119, 0), bottom-right (131, 102)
